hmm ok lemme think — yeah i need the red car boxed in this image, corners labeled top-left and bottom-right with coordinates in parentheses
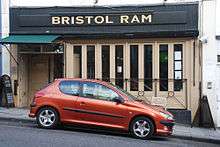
top-left (29, 79), bottom-right (174, 139)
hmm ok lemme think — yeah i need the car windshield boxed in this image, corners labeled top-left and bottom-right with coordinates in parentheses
top-left (110, 83), bottom-right (138, 101)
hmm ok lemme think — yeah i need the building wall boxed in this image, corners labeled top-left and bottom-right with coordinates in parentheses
top-left (216, 0), bottom-right (220, 127)
top-left (7, 0), bottom-right (220, 127)
top-left (216, 40), bottom-right (220, 126)
top-left (1, 0), bottom-right (10, 76)
top-left (0, 0), bottom-right (2, 75)
top-left (9, 44), bottom-right (18, 106)
top-left (7, 0), bottom-right (206, 124)
top-left (200, 0), bottom-right (220, 127)
top-left (10, 44), bottom-right (61, 107)
top-left (64, 38), bottom-right (201, 120)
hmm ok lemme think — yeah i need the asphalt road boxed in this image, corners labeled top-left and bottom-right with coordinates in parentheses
top-left (0, 120), bottom-right (219, 147)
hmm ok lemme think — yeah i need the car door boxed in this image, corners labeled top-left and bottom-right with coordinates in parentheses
top-left (75, 81), bottom-right (129, 127)
top-left (58, 80), bottom-right (81, 122)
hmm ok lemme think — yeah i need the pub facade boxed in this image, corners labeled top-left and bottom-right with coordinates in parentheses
top-left (2, 3), bottom-right (200, 123)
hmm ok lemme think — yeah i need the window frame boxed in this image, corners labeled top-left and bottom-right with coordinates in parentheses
top-left (101, 44), bottom-right (110, 82)
top-left (73, 45), bottom-right (82, 78)
top-left (173, 43), bottom-right (183, 91)
top-left (143, 44), bottom-right (153, 91)
top-left (129, 44), bottom-right (139, 91)
top-left (159, 44), bottom-right (169, 91)
top-left (115, 44), bottom-right (124, 89)
top-left (86, 45), bottom-right (96, 79)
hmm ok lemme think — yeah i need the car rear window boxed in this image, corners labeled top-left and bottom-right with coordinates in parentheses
top-left (59, 81), bottom-right (80, 96)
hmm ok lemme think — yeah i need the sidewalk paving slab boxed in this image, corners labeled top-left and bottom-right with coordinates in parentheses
top-left (0, 107), bottom-right (34, 123)
top-left (173, 124), bottom-right (220, 144)
top-left (0, 107), bottom-right (220, 144)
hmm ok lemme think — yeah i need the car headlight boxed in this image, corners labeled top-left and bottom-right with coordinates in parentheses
top-left (159, 112), bottom-right (173, 120)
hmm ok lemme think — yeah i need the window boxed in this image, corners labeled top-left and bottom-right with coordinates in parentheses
top-left (159, 44), bottom-right (168, 91)
top-left (174, 44), bottom-right (183, 91)
top-left (144, 45), bottom-right (153, 91)
top-left (73, 46), bottom-right (82, 78)
top-left (130, 45), bottom-right (139, 91)
top-left (102, 45), bottom-right (110, 82)
top-left (82, 82), bottom-right (119, 101)
top-left (59, 81), bottom-right (80, 96)
top-left (217, 55), bottom-right (220, 63)
top-left (115, 45), bottom-right (124, 89)
top-left (18, 44), bottom-right (64, 53)
top-left (54, 54), bottom-right (64, 79)
top-left (87, 45), bottom-right (95, 79)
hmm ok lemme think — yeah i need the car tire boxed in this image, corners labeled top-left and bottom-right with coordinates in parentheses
top-left (36, 107), bottom-right (59, 129)
top-left (129, 117), bottom-right (154, 139)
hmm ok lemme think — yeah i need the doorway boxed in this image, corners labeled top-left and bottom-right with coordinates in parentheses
top-left (18, 44), bottom-right (64, 107)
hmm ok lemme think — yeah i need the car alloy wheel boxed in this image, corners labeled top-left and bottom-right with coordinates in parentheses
top-left (130, 117), bottom-right (154, 139)
top-left (133, 120), bottom-right (150, 137)
top-left (37, 107), bottom-right (59, 129)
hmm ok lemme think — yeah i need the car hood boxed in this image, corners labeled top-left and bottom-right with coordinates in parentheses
top-left (131, 100), bottom-right (173, 116)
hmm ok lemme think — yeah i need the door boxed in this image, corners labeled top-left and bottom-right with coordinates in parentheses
top-left (29, 55), bottom-right (49, 105)
top-left (76, 82), bottom-right (129, 127)
top-left (19, 54), bottom-right (29, 107)
top-left (59, 80), bottom-right (81, 121)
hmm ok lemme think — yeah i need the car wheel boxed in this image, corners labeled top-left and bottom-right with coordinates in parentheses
top-left (36, 107), bottom-right (59, 129)
top-left (130, 117), bottom-right (154, 139)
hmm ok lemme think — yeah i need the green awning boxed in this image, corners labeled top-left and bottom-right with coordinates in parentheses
top-left (0, 35), bottom-right (60, 44)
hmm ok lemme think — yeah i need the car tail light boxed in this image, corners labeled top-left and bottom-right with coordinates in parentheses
top-left (34, 92), bottom-right (45, 98)
top-left (30, 97), bottom-right (36, 107)
top-left (30, 92), bottom-right (45, 107)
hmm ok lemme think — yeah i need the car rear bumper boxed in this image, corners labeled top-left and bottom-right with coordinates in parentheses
top-left (29, 104), bottom-right (38, 118)
top-left (29, 113), bottom-right (36, 118)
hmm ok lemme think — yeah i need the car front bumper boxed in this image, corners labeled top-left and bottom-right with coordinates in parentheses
top-left (160, 120), bottom-right (175, 127)
top-left (156, 120), bottom-right (175, 136)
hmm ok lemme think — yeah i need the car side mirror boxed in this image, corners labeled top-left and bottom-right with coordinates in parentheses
top-left (112, 97), bottom-right (124, 104)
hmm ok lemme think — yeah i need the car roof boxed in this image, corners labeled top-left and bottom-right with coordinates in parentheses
top-left (55, 78), bottom-right (110, 85)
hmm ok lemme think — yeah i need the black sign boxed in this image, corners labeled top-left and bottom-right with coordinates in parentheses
top-left (10, 4), bottom-right (199, 38)
top-left (192, 96), bottom-right (216, 130)
top-left (0, 75), bottom-right (14, 107)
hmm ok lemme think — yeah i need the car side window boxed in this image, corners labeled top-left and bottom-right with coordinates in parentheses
top-left (59, 81), bottom-right (80, 96)
top-left (82, 82), bottom-right (119, 101)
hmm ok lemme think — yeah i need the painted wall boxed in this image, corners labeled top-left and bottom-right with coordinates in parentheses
top-left (216, 39), bottom-right (220, 126)
top-left (1, 0), bottom-right (10, 76)
top-left (216, 0), bottom-right (220, 35)
top-left (0, 0), bottom-right (2, 75)
top-left (216, 0), bottom-right (220, 127)
top-left (200, 0), bottom-right (220, 127)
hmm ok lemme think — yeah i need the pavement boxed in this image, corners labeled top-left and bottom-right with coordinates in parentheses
top-left (0, 107), bottom-right (220, 144)
top-left (1, 121), bottom-right (218, 147)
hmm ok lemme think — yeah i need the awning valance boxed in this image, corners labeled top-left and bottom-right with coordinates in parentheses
top-left (0, 35), bottom-right (60, 44)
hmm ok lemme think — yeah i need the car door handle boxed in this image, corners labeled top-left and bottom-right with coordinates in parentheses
top-left (80, 102), bottom-right (86, 106)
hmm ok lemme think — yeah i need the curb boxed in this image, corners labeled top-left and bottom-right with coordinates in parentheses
top-left (0, 117), bottom-right (35, 124)
top-left (171, 134), bottom-right (220, 144)
top-left (0, 116), bottom-right (220, 144)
